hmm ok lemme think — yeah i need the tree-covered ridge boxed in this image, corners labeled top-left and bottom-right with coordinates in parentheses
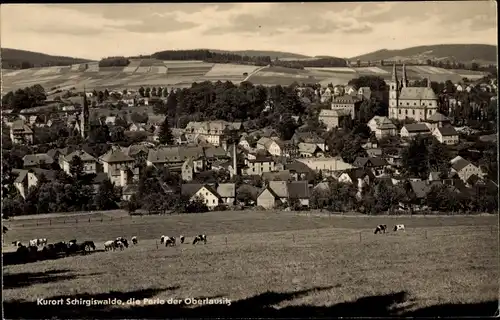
top-left (98, 56), bottom-right (131, 67)
top-left (1, 48), bottom-right (93, 70)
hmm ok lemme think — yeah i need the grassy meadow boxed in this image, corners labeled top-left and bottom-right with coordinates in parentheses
top-left (3, 211), bottom-right (498, 318)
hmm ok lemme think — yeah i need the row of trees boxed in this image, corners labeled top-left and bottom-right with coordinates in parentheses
top-left (272, 57), bottom-right (348, 69)
top-left (310, 178), bottom-right (498, 214)
top-left (151, 49), bottom-right (272, 66)
top-left (98, 56), bottom-right (131, 67)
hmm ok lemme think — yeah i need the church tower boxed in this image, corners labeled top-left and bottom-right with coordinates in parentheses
top-left (389, 63), bottom-right (399, 118)
top-left (402, 64), bottom-right (408, 88)
top-left (80, 87), bottom-right (90, 139)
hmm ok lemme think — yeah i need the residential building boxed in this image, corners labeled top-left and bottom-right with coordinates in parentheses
top-left (256, 180), bottom-right (310, 209)
top-left (243, 154), bottom-right (276, 176)
top-left (217, 183), bottom-right (236, 205)
top-left (367, 116), bottom-right (397, 139)
top-left (184, 121), bottom-right (242, 146)
top-left (298, 143), bottom-right (324, 158)
top-left (296, 157), bottom-right (354, 177)
top-left (426, 112), bottom-right (451, 131)
top-left (319, 109), bottom-right (351, 130)
top-left (432, 126), bottom-right (459, 145)
top-left (10, 120), bottom-right (33, 144)
top-left (353, 157), bottom-right (389, 176)
top-left (400, 123), bottom-right (431, 138)
top-left (60, 150), bottom-right (98, 175)
top-left (23, 153), bottom-right (54, 168)
top-left (181, 158), bottom-right (194, 182)
top-left (450, 156), bottom-right (485, 182)
top-left (181, 184), bottom-right (222, 209)
top-left (331, 95), bottom-right (361, 120)
top-left (99, 147), bottom-right (138, 187)
top-left (388, 64), bottom-right (438, 121)
top-left (13, 168), bottom-right (57, 199)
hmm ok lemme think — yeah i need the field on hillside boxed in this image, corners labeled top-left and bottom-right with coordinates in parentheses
top-left (1, 60), bottom-right (489, 92)
top-left (3, 211), bottom-right (498, 317)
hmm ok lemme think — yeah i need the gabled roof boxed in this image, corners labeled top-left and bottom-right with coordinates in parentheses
top-left (23, 153), bottom-right (54, 167)
top-left (342, 168), bottom-right (375, 182)
top-left (29, 168), bottom-right (57, 181)
top-left (409, 180), bottom-right (434, 199)
top-left (428, 112), bottom-right (450, 122)
top-left (313, 182), bottom-right (330, 191)
top-left (399, 87), bottom-right (437, 100)
top-left (287, 181), bottom-right (309, 199)
top-left (353, 157), bottom-right (388, 168)
top-left (402, 123), bottom-right (430, 133)
top-left (332, 95), bottom-right (361, 104)
top-left (298, 142), bottom-right (320, 154)
top-left (269, 181), bottom-right (289, 198)
top-left (435, 126), bottom-right (458, 136)
top-left (64, 150), bottom-right (97, 162)
top-left (285, 160), bottom-right (314, 174)
top-left (217, 183), bottom-right (236, 198)
top-left (181, 183), bottom-right (205, 198)
top-left (262, 170), bottom-right (292, 182)
top-left (451, 158), bottom-right (474, 172)
top-left (13, 169), bottom-right (29, 183)
top-left (100, 148), bottom-right (134, 163)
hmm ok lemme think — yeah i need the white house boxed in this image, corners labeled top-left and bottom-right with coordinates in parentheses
top-left (400, 123), bottom-right (431, 138)
top-left (432, 126), bottom-right (459, 145)
top-left (450, 156), bottom-right (485, 182)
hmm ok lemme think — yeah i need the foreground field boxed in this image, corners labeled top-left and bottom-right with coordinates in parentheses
top-left (3, 212), bottom-right (498, 318)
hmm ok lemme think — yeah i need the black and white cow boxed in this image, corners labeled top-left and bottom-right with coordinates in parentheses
top-left (160, 235), bottom-right (167, 244)
top-left (192, 234), bottom-right (207, 245)
top-left (393, 224), bottom-right (405, 232)
top-left (165, 236), bottom-right (176, 247)
top-left (374, 224), bottom-right (387, 234)
top-left (37, 238), bottom-right (48, 246)
top-left (180, 235), bottom-right (185, 244)
top-left (12, 241), bottom-right (22, 247)
top-left (131, 236), bottom-right (138, 245)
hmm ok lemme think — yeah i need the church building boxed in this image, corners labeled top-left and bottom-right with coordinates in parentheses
top-left (388, 64), bottom-right (438, 121)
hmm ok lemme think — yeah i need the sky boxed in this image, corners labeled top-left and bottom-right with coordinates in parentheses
top-left (1, 2), bottom-right (497, 60)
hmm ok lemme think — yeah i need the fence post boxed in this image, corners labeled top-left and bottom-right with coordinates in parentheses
top-left (49, 220), bottom-right (51, 226)
top-left (101, 217), bottom-right (103, 223)
top-left (425, 230), bottom-right (427, 239)
top-left (359, 232), bottom-right (362, 242)
top-left (88, 218), bottom-right (90, 223)
top-left (76, 219), bottom-right (78, 224)
top-left (156, 240), bottom-right (158, 249)
top-left (225, 237), bottom-right (227, 246)
top-left (292, 234), bottom-right (295, 243)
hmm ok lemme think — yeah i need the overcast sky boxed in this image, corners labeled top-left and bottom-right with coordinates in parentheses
top-left (1, 2), bottom-right (497, 60)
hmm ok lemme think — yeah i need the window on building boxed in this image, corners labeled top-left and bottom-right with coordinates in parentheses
top-left (399, 110), bottom-right (401, 114)
top-left (407, 103), bottom-right (409, 106)
top-left (413, 110), bottom-right (415, 115)
top-left (405, 110), bottom-right (408, 115)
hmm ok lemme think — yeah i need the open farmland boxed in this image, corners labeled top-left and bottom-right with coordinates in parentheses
top-left (1, 59), bottom-right (489, 92)
top-left (3, 211), bottom-right (498, 318)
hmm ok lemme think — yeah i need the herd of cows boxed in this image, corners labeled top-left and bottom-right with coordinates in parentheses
top-left (374, 224), bottom-right (406, 234)
top-left (6, 224), bottom-right (405, 264)
top-left (8, 234), bottom-right (209, 264)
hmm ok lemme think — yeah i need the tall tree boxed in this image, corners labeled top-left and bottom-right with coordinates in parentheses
top-left (158, 116), bottom-right (174, 145)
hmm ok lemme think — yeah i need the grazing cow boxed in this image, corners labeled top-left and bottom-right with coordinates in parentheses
top-left (374, 224), bottom-right (387, 234)
top-left (12, 241), bottom-right (22, 247)
top-left (393, 224), bottom-right (405, 232)
top-left (180, 235), bottom-right (185, 244)
top-left (165, 236), bottom-right (176, 247)
top-left (68, 239), bottom-right (77, 246)
top-left (192, 234), bottom-right (207, 245)
top-left (131, 236), bottom-right (138, 245)
top-left (53, 241), bottom-right (68, 255)
top-left (160, 235), bottom-right (167, 244)
top-left (114, 240), bottom-right (126, 251)
top-left (29, 239), bottom-right (38, 247)
top-left (28, 245), bottom-right (38, 254)
top-left (37, 238), bottom-right (48, 246)
top-left (104, 240), bottom-right (116, 251)
top-left (16, 245), bottom-right (29, 257)
top-left (82, 241), bottom-right (96, 252)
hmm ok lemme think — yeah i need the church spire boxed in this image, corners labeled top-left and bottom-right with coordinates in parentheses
top-left (402, 64), bottom-right (408, 88)
top-left (391, 63), bottom-right (398, 84)
top-left (81, 86), bottom-right (89, 140)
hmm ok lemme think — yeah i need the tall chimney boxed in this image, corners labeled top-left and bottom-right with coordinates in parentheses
top-left (232, 143), bottom-right (237, 177)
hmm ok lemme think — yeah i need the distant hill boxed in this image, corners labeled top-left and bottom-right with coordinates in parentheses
top-left (351, 44), bottom-right (497, 65)
top-left (1, 48), bottom-right (94, 69)
top-left (205, 49), bottom-right (311, 60)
